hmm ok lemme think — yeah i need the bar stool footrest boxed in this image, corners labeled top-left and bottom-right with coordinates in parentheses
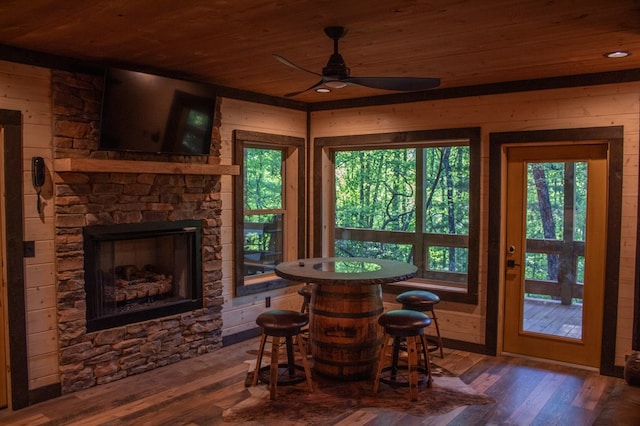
top-left (425, 336), bottom-right (440, 353)
top-left (397, 337), bottom-right (440, 354)
top-left (378, 365), bottom-right (431, 388)
top-left (257, 364), bottom-right (308, 386)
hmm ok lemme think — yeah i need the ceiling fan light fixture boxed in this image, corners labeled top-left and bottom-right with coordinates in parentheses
top-left (276, 26), bottom-right (440, 97)
top-left (325, 80), bottom-right (348, 89)
top-left (605, 50), bottom-right (630, 58)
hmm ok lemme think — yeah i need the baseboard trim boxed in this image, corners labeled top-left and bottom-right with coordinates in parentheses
top-left (222, 327), bottom-right (262, 346)
top-left (29, 382), bottom-right (61, 406)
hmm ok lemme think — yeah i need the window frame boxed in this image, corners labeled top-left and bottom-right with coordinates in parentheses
top-left (233, 130), bottom-right (306, 296)
top-left (313, 127), bottom-right (480, 304)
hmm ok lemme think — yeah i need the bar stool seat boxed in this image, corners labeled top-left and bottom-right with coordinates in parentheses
top-left (396, 290), bottom-right (444, 358)
top-left (373, 310), bottom-right (432, 401)
top-left (252, 309), bottom-right (313, 400)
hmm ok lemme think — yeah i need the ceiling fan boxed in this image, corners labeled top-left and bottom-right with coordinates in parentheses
top-left (274, 26), bottom-right (441, 97)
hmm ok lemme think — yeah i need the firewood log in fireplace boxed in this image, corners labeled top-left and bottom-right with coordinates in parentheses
top-left (106, 264), bottom-right (174, 302)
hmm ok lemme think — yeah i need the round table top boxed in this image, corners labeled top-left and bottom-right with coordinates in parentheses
top-left (274, 257), bottom-right (417, 285)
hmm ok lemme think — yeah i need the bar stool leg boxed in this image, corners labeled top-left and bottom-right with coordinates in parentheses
top-left (430, 309), bottom-right (444, 358)
top-left (285, 336), bottom-right (296, 377)
top-left (391, 336), bottom-right (402, 381)
top-left (373, 335), bottom-right (392, 394)
top-left (268, 336), bottom-right (281, 400)
top-left (295, 334), bottom-right (313, 392)
top-left (252, 333), bottom-right (267, 387)
top-left (406, 336), bottom-right (419, 401)
top-left (419, 334), bottom-right (433, 388)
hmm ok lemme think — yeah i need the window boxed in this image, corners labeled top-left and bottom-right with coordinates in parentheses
top-left (314, 128), bottom-right (480, 303)
top-left (233, 130), bottom-right (305, 296)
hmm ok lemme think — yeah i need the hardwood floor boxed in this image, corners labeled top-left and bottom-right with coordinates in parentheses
top-left (0, 336), bottom-right (629, 425)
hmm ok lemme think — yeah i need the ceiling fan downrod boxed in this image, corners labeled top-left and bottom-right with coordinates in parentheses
top-left (322, 26), bottom-right (350, 79)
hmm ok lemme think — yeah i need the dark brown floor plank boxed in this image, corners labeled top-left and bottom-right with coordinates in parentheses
top-left (0, 339), bottom-right (632, 425)
top-left (448, 355), bottom-right (619, 426)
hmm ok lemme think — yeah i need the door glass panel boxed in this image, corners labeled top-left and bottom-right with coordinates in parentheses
top-left (522, 161), bottom-right (585, 340)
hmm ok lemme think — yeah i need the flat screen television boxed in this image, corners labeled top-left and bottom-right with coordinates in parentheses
top-left (99, 67), bottom-right (216, 155)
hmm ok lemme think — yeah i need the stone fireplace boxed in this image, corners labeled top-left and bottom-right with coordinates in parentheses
top-left (52, 70), bottom-right (225, 393)
top-left (83, 220), bottom-right (203, 332)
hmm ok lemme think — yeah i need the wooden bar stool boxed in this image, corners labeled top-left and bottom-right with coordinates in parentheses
top-left (297, 284), bottom-right (313, 352)
top-left (252, 310), bottom-right (313, 400)
top-left (298, 284), bottom-right (312, 314)
top-left (396, 290), bottom-right (444, 358)
top-left (373, 310), bottom-right (432, 401)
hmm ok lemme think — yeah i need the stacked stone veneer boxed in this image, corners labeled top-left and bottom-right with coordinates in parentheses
top-left (52, 70), bottom-right (224, 393)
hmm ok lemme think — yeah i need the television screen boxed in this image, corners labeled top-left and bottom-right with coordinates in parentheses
top-left (99, 67), bottom-right (216, 155)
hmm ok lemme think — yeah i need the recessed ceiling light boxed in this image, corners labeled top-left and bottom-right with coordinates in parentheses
top-left (316, 87), bottom-right (331, 93)
top-left (604, 50), bottom-right (630, 58)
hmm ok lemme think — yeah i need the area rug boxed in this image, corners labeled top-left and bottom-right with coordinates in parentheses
top-left (222, 360), bottom-right (494, 424)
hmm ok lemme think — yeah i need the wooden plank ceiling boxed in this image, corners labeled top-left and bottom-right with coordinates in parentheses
top-left (1, 0), bottom-right (639, 103)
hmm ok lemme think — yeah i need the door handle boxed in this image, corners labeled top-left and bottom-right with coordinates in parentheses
top-left (507, 245), bottom-right (520, 268)
top-left (507, 259), bottom-right (520, 268)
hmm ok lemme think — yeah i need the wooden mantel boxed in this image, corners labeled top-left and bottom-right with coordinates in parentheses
top-left (54, 158), bottom-right (240, 175)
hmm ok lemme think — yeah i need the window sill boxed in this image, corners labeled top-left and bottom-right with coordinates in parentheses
top-left (383, 280), bottom-right (478, 304)
top-left (236, 273), bottom-right (299, 297)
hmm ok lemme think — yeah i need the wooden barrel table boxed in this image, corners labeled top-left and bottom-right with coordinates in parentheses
top-left (275, 257), bottom-right (417, 380)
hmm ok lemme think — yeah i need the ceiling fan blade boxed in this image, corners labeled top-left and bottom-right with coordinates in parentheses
top-left (273, 54), bottom-right (322, 77)
top-left (345, 76), bottom-right (441, 91)
top-left (284, 80), bottom-right (326, 97)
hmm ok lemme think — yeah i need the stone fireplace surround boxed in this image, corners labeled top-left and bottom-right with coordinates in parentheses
top-left (52, 70), bottom-right (224, 393)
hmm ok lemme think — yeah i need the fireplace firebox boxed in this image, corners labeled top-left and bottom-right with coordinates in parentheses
top-left (83, 220), bottom-right (203, 332)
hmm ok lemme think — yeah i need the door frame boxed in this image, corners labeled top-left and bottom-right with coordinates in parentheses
top-left (0, 109), bottom-right (29, 409)
top-left (487, 126), bottom-right (623, 377)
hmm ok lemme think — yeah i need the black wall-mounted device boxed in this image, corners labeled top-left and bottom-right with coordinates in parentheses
top-left (32, 157), bottom-right (45, 187)
top-left (32, 156), bottom-right (45, 213)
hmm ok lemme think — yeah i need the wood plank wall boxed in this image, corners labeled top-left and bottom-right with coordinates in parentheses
top-left (310, 83), bottom-right (640, 366)
top-left (218, 98), bottom-right (308, 338)
top-left (0, 60), bottom-right (57, 390)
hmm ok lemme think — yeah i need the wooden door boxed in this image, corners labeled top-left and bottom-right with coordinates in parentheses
top-left (503, 144), bottom-right (607, 367)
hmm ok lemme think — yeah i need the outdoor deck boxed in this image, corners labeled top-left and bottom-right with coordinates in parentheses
top-left (522, 297), bottom-right (583, 339)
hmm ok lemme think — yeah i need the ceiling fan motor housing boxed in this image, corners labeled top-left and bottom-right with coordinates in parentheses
top-left (323, 53), bottom-right (350, 79)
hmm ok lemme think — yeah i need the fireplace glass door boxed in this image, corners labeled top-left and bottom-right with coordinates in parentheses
top-left (84, 220), bottom-right (202, 331)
